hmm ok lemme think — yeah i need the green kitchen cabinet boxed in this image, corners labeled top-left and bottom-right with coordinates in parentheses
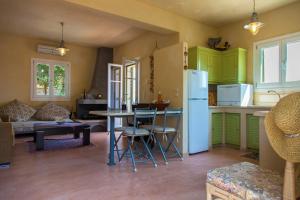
top-left (225, 113), bottom-right (241, 147)
top-left (188, 46), bottom-right (247, 84)
top-left (208, 54), bottom-right (222, 83)
top-left (188, 47), bottom-right (215, 71)
top-left (246, 114), bottom-right (259, 150)
top-left (188, 47), bottom-right (221, 83)
top-left (212, 113), bottom-right (223, 145)
top-left (188, 47), bottom-right (199, 70)
top-left (221, 48), bottom-right (247, 84)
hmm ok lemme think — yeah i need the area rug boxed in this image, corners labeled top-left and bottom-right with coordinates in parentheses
top-left (241, 151), bottom-right (259, 161)
top-left (27, 136), bottom-right (92, 151)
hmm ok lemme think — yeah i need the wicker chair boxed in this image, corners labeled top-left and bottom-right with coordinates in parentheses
top-left (0, 116), bottom-right (14, 165)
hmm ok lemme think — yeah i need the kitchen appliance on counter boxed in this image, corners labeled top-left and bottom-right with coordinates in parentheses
top-left (217, 84), bottom-right (253, 106)
top-left (187, 70), bottom-right (209, 154)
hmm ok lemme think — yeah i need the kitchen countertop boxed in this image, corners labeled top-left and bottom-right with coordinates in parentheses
top-left (209, 105), bottom-right (272, 109)
top-left (253, 110), bottom-right (270, 117)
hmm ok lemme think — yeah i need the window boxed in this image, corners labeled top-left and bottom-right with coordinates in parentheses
top-left (254, 32), bottom-right (300, 90)
top-left (124, 60), bottom-right (139, 105)
top-left (31, 58), bottom-right (71, 101)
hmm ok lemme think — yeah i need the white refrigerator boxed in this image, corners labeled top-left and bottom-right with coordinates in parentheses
top-left (187, 70), bottom-right (209, 154)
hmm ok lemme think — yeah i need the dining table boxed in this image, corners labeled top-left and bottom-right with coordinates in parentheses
top-left (89, 109), bottom-right (182, 166)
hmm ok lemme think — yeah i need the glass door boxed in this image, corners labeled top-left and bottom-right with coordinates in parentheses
top-left (108, 63), bottom-right (123, 128)
top-left (124, 60), bottom-right (139, 108)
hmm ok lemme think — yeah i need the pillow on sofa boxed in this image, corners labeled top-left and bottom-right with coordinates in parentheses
top-left (0, 100), bottom-right (36, 122)
top-left (34, 103), bottom-right (70, 121)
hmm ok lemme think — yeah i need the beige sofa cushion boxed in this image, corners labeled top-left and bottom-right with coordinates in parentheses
top-left (0, 100), bottom-right (36, 122)
top-left (34, 103), bottom-right (70, 121)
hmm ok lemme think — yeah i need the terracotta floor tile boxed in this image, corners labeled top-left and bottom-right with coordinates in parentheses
top-left (0, 133), bottom-right (255, 200)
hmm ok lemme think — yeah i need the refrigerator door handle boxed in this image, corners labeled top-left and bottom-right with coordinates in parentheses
top-left (188, 98), bottom-right (208, 100)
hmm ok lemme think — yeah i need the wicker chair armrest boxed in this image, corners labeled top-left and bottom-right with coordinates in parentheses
top-left (0, 115), bottom-right (11, 122)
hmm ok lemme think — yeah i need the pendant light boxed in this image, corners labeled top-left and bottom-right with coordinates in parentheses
top-left (244, 0), bottom-right (264, 35)
top-left (56, 22), bottom-right (69, 56)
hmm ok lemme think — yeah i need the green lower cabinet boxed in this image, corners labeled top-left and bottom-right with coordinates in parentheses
top-left (246, 114), bottom-right (259, 150)
top-left (225, 113), bottom-right (241, 146)
top-left (212, 113), bottom-right (223, 145)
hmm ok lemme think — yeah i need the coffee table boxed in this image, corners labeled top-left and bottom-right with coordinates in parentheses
top-left (33, 122), bottom-right (90, 150)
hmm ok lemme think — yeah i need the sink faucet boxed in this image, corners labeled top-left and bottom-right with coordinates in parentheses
top-left (267, 90), bottom-right (281, 100)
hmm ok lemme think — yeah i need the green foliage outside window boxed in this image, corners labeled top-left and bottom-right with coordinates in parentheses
top-left (54, 65), bottom-right (65, 96)
top-left (36, 64), bottom-right (50, 95)
top-left (36, 64), bottom-right (66, 96)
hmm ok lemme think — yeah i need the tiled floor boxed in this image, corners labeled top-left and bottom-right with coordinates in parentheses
top-left (0, 133), bottom-right (255, 200)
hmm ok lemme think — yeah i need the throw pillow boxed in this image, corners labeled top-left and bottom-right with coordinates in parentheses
top-left (34, 103), bottom-right (70, 121)
top-left (0, 100), bottom-right (36, 122)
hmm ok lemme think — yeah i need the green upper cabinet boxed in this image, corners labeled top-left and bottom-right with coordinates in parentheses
top-left (188, 47), bottom-right (216, 71)
top-left (188, 47), bottom-right (198, 70)
top-left (188, 47), bottom-right (247, 84)
top-left (221, 48), bottom-right (247, 84)
top-left (208, 54), bottom-right (222, 83)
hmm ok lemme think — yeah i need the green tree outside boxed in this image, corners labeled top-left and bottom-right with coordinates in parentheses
top-left (54, 65), bottom-right (65, 96)
top-left (36, 64), bottom-right (49, 95)
top-left (36, 64), bottom-right (65, 96)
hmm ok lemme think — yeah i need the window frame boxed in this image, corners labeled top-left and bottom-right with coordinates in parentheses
top-left (124, 59), bottom-right (140, 105)
top-left (31, 58), bottom-right (71, 101)
top-left (253, 31), bottom-right (300, 92)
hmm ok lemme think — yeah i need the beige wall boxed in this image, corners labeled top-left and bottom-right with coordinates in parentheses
top-left (113, 32), bottom-right (179, 102)
top-left (0, 32), bottom-right (97, 109)
top-left (218, 2), bottom-right (300, 83)
top-left (218, 1), bottom-right (300, 105)
top-left (153, 42), bottom-right (186, 153)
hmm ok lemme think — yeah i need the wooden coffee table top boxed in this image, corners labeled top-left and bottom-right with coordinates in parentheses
top-left (34, 122), bottom-right (89, 131)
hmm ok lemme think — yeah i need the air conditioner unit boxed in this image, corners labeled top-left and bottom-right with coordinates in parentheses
top-left (37, 45), bottom-right (60, 56)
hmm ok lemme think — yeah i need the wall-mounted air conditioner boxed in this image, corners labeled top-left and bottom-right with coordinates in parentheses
top-left (37, 45), bottom-right (60, 56)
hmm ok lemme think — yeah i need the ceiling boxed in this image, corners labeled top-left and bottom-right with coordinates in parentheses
top-left (138, 0), bottom-right (299, 26)
top-left (0, 0), bottom-right (298, 47)
top-left (0, 0), bottom-right (148, 47)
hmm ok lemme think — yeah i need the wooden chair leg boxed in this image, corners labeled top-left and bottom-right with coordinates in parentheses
top-left (206, 183), bottom-right (213, 200)
top-left (283, 161), bottom-right (296, 200)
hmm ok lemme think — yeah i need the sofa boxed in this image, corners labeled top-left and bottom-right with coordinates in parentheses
top-left (0, 100), bottom-right (72, 135)
top-left (0, 116), bottom-right (14, 164)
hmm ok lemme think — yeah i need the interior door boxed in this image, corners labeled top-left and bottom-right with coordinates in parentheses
top-left (107, 63), bottom-right (123, 129)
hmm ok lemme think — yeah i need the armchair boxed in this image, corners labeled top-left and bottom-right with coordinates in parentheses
top-left (0, 116), bottom-right (14, 165)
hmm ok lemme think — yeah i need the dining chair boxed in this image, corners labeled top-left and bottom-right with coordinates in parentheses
top-left (114, 106), bottom-right (151, 161)
top-left (126, 104), bottom-right (151, 127)
top-left (119, 108), bottom-right (158, 172)
top-left (152, 108), bottom-right (183, 164)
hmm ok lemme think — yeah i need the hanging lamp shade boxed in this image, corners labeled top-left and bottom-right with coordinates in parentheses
top-left (244, 0), bottom-right (264, 35)
top-left (56, 22), bottom-right (69, 56)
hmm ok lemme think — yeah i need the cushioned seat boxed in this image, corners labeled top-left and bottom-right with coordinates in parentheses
top-left (12, 119), bottom-right (74, 134)
top-left (154, 127), bottom-right (176, 133)
top-left (140, 124), bottom-right (157, 130)
top-left (114, 127), bottom-right (126, 132)
top-left (207, 162), bottom-right (283, 200)
top-left (122, 127), bottom-right (149, 136)
top-left (141, 125), bottom-right (176, 133)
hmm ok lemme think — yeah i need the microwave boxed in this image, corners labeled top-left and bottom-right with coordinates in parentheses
top-left (217, 84), bottom-right (253, 106)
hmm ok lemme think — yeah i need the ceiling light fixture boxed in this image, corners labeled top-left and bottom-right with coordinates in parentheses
top-left (244, 0), bottom-right (264, 35)
top-left (56, 22), bottom-right (69, 56)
